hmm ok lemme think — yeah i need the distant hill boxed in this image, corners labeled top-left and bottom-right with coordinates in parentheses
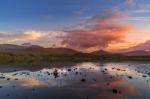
top-left (92, 49), bottom-right (150, 56)
top-left (0, 44), bottom-right (150, 56)
top-left (0, 44), bottom-right (80, 55)
top-left (122, 50), bottom-right (150, 56)
top-left (0, 44), bottom-right (24, 51)
top-left (46, 48), bottom-right (81, 55)
top-left (21, 45), bottom-right (46, 52)
top-left (91, 50), bottom-right (111, 55)
top-left (22, 45), bottom-right (80, 55)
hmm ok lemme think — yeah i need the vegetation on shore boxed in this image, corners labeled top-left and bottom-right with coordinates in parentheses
top-left (0, 52), bottom-right (150, 64)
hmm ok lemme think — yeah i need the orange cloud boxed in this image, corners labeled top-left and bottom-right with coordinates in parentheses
top-left (61, 10), bottom-right (132, 51)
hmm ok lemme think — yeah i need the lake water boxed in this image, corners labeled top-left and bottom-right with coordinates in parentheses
top-left (0, 62), bottom-right (149, 99)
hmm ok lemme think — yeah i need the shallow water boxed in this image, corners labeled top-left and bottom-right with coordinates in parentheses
top-left (0, 62), bottom-right (149, 99)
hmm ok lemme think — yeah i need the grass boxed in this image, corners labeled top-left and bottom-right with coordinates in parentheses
top-left (0, 52), bottom-right (150, 64)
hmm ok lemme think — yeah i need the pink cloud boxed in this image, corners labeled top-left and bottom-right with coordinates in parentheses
top-left (61, 10), bottom-right (132, 51)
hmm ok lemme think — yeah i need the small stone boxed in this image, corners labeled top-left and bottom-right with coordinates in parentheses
top-left (81, 78), bottom-right (86, 82)
top-left (112, 89), bottom-right (118, 94)
top-left (7, 78), bottom-right (10, 80)
top-left (128, 76), bottom-right (132, 79)
top-left (67, 69), bottom-right (71, 71)
top-left (142, 75), bottom-right (147, 78)
top-left (14, 78), bottom-right (18, 80)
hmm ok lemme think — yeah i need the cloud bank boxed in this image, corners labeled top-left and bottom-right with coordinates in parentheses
top-left (61, 10), bottom-right (132, 51)
top-left (0, 31), bottom-right (65, 47)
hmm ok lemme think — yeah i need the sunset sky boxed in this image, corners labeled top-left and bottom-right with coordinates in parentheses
top-left (0, 0), bottom-right (150, 52)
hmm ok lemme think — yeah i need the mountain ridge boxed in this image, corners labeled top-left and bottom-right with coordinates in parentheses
top-left (0, 44), bottom-right (150, 56)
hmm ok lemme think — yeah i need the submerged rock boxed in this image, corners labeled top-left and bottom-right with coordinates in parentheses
top-left (0, 76), bottom-right (5, 79)
top-left (75, 72), bottom-right (78, 75)
top-left (128, 76), bottom-right (133, 79)
top-left (7, 78), bottom-right (10, 80)
top-left (112, 89), bottom-right (118, 94)
top-left (117, 68), bottom-right (120, 71)
top-left (81, 78), bottom-right (86, 82)
top-left (14, 78), bottom-right (18, 80)
top-left (53, 69), bottom-right (59, 78)
top-left (67, 69), bottom-right (71, 71)
top-left (142, 75), bottom-right (147, 78)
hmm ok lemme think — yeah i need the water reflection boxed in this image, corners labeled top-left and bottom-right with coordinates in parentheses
top-left (0, 62), bottom-right (149, 99)
top-left (21, 78), bottom-right (47, 87)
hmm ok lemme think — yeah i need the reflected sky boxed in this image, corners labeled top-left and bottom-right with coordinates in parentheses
top-left (0, 62), bottom-right (149, 99)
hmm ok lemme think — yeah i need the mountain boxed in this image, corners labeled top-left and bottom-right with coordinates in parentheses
top-left (122, 50), bottom-right (150, 56)
top-left (0, 44), bottom-right (24, 51)
top-left (21, 43), bottom-right (32, 47)
top-left (0, 44), bottom-right (80, 55)
top-left (46, 48), bottom-right (80, 55)
top-left (92, 49), bottom-right (150, 56)
top-left (23, 45), bottom-right (80, 55)
top-left (22, 45), bottom-right (46, 52)
top-left (91, 50), bottom-right (111, 55)
top-left (1, 44), bottom-right (150, 56)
